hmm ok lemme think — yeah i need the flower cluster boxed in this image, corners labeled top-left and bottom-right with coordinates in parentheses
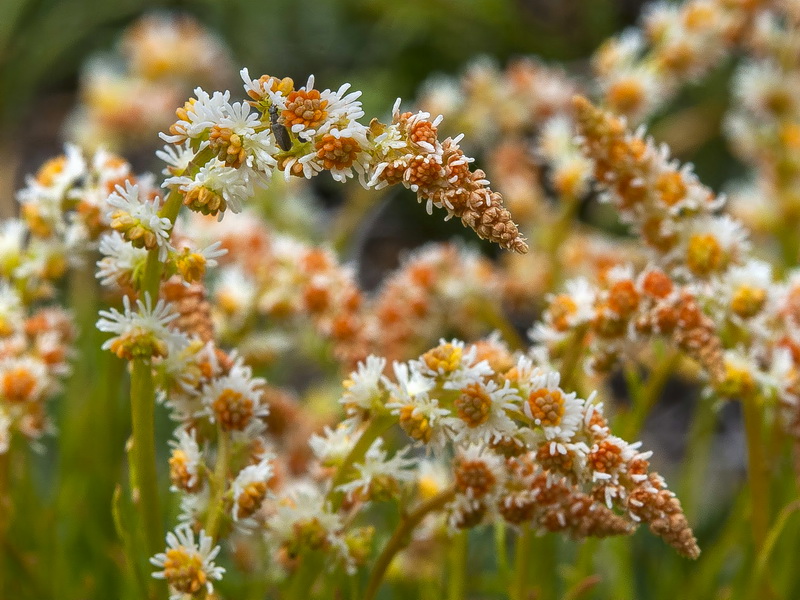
top-left (331, 338), bottom-right (699, 558)
top-left (0, 145), bottom-right (140, 452)
top-left (156, 69), bottom-right (528, 252)
top-left (0, 299), bottom-right (75, 453)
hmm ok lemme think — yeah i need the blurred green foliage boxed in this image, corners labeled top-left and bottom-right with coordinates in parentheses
top-left (0, 0), bottom-right (641, 142)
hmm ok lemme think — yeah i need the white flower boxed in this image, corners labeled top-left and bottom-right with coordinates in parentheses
top-left (231, 456), bottom-right (274, 521)
top-left (416, 339), bottom-right (493, 389)
top-left (386, 362), bottom-right (452, 448)
top-left (199, 359), bottom-right (268, 425)
top-left (96, 293), bottom-right (179, 355)
top-left (447, 379), bottom-right (521, 446)
top-left (156, 141), bottom-right (196, 176)
top-left (310, 424), bottom-right (359, 466)
top-left (0, 281), bottom-right (23, 332)
top-left (17, 144), bottom-right (87, 228)
top-left (266, 481), bottom-right (351, 569)
top-left (336, 438), bottom-right (417, 499)
top-left (214, 265), bottom-right (258, 320)
top-left (0, 407), bottom-right (10, 454)
top-left (150, 524), bottom-right (225, 600)
top-left (159, 87), bottom-right (231, 144)
top-left (169, 428), bottom-right (202, 492)
top-left (0, 220), bottom-right (27, 274)
top-left (96, 232), bottom-right (149, 288)
top-left (166, 158), bottom-right (252, 215)
top-left (530, 277), bottom-right (596, 344)
top-left (520, 368), bottom-right (585, 442)
top-left (218, 101), bottom-right (278, 173)
top-left (341, 355), bottom-right (386, 413)
top-left (107, 182), bottom-right (174, 261)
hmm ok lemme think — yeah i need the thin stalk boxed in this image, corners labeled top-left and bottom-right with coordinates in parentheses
top-left (559, 325), bottom-right (589, 392)
top-left (511, 525), bottom-right (533, 600)
top-left (448, 531), bottom-right (468, 600)
top-left (494, 522), bottom-right (509, 582)
top-left (363, 487), bottom-right (457, 600)
top-left (286, 551), bottom-right (324, 600)
top-left (480, 302), bottom-right (526, 350)
top-left (623, 350), bottom-right (680, 440)
top-left (545, 192), bottom-right (581, 287)
top-left (205, 427), bottom-right (230, 541)
top-left (327, 414), bottom-right (395, 510)
top-left (129, 359), bottom-right (162, 596)
top-left (124, 146), bottom-right (216, 564)
top-left (742, 393), bottom-right (771, 596)
top-left (678, 396), bottom-right (718, 523)
top-left (742, 394), bottom-right (770, 549)
top-left (0, 452), bottom-right (8, 595)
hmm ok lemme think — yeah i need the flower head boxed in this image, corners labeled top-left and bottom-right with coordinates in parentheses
top-left (150, 524), bottom-right (224, 600)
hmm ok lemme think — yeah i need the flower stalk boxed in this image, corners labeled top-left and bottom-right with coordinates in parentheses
top-left (363, 487), bottom-right (456, 600)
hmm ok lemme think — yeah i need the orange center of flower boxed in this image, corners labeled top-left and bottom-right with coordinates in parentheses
top-left (608, 279), bottom-right (640, 316)
top-left (213, 388), bottom-right (254, 431)
top-left (730, 285), bottom-right (767, 319)
top-left (527, 388), bottom-right (565, 427)
top-left (454, 459), bottom-right (496, 497)
top-left (686, 233), bottom-right (723, 276)
top-left (398, 405), bottom-right (432, 443)
top-left (163, 548), bottom-right (207, 594)
top-left (455, 383), bottom-right (492, 427)
top-left (237, 481), bottom-right (269, 519)
top-left (588, 440), bottom-right (623, 474)
top-left (607, 79), bottom-right (646, 115)
top-left (315, 135), bottom-right (361, 170)
top-left (422, 343), bottom-right (462, 374)
top-left (2, 367), bottom-right (37, 403)
top-left (282, 89), bottom-right (329, 130)
top-left (549, 295), bottom-right (578, 332)
top-left (655, 172), bottom-right (687, 207)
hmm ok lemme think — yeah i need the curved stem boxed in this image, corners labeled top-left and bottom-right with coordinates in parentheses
top-left (363, 487), bottom-right (456, 600)
top-left (327, 414), bottom-right (395, 511)
top-left (129, 360), bottom-right (162, 558)
top-left (205, 427), bottom-right (230, 541)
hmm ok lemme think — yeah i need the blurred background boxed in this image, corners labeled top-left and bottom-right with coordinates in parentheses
top-left (0, 0), bottom-right (649, 213)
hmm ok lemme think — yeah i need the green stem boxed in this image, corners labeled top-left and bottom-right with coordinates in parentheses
top-left (511, 525), bottom-right (533, 600)
top-left (363, 487), bottom-right (456, 600)
top-left (494, 521), bottom-right (509, 582)
top-left (0, 452), bottom-right (8, 595)
top-left (448, 530), bottom-right (467, 600)
top-left (327, 414), bottom-right (395, 511)
top-left (545, 193), bottom-right (581, 287)
top-left (623, 350), bottom-right (680, 439)
top-left (205, 427), bottom-right (230, 541)
top-left (559, 325), bottom-right (589, 392)
top-left (480, 302), bottom-right (525, 350)
top-left (287, 551), bottom-right (324, 600)
top-left (742, 393), bottom-right (771, 596)
top-left (129, 360), bottom-right (162, 558)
